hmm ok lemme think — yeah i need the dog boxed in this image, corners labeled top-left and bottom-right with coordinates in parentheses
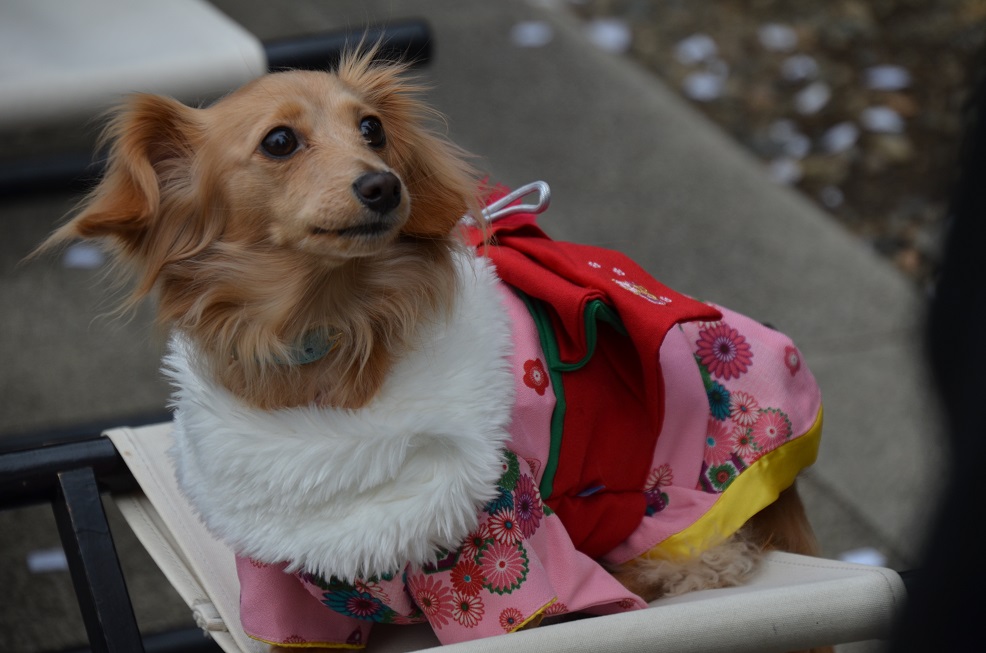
top-left (38, 49), bottom-right (826, 652)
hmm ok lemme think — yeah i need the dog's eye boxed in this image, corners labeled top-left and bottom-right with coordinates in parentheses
top-left (359, 117), bottom-right (386, 149)
top-left (260, 127), bottom-right (300, 158)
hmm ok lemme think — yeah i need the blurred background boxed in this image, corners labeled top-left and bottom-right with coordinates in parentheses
top-left (2, 0), bottom-right (978, 651)
top-left (567, 0), bottom-right (984, 290)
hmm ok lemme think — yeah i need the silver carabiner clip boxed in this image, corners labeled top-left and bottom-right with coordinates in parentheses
top-left (478, 180), bottom-right (552, 223)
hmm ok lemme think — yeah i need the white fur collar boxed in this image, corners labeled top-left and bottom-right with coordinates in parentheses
top-left (164, 251), bottom-right (515, 581)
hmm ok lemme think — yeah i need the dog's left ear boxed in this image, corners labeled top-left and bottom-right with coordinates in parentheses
top-left (400, 130), bottom-right (480, 237)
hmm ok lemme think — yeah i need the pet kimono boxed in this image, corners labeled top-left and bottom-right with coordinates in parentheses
top-left (166, 188), bottom-right (822, 649)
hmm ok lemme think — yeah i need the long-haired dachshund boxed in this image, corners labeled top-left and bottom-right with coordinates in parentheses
top-left (39, 48), bottom-right (827, 652)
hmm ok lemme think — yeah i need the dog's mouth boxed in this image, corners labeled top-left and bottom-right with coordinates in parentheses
top-left (312, 219), bottom-right (396, 239)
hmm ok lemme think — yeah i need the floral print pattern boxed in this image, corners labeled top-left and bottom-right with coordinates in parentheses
top-left (450, 560), bottom-right (486, 597)
top-left (304, 450), bottom-right (564, 641)
top-left (499, 607), bottom-right (524, 632)
top-left (513, 474), bottom-right (544, 537)
top-left (784, 345), bottom-right (802, 376)
top-left (451, 592), bottom-right (485, 628)
top-left (695, 322), bottom-right (753, 380)
top-left (479, 541), bottom-right (529, 594)
top-left (703, 418), bottom-right (734, 467)
top-left (409, 575), bottom-right (453, 628)
top-left (728, 391), bottom-right (760, 426)
top-left (487, 508), bottom-right (524, 545)
top-left (690, 316), bottom-right (806, 493)
top-left (731, 425), bottom-right (758, 460)
top-left (250, 289), bottom-right (819, 648)
top-left (323, 588), bottom-right (389, 621)
top-left (644, 463), bottom-right (673, 515)
top-left (313, 575), bottom-right (414, 625)
top-left (460, 524), bottom-right (492, 563)
top-left (752, 408), bottom-right (793, 453)
top-left (613, 279), bottom-right (672, 305)
top-left (705, 462), bottom-right (738, 492)
top-left (522, 358), bottom-right (549, 395)
top-left (706, 380), bottom-right (731, 420)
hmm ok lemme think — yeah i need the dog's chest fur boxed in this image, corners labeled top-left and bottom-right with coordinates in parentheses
top-left (165, 251), bottom-right (515, 581)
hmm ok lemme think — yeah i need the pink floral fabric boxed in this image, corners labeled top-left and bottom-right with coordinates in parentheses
top-left (236, 284), bottom-right (646, 649)
top-left (236, 279), bottom-right (822, 648)
top-left (605, 304), bottom-right (821, 564)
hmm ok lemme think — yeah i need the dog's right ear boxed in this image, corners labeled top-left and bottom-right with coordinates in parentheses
top-left (39, 94), bottom-right (200, 258)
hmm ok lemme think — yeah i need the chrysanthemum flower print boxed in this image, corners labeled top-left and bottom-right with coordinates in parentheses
top-left (706, 380), bottom-right (731, 420)
top-left (450, 560), bottom-right (486, 597)
top-left (696, 322), bottom-right (753, 380)
top-left (352, 578), bottom-right (389, 603)
top-left (644, 462), bottom-right (674, 513)
top-left (322, 588), bottom-right (388, 621)
top-left (752, 408), bottom-right (792, 454)
top-left (731, 425), bottom-right (758, 461)
top-left (646, 463), bottom-right (673, 490)
top-left (479, 541), bottom-right (529, 594)
top-left (497, 451), bottom-right (521, 491)
top-left (409, 575), bottom-right (453, 628)
top-left (484, 488), bottom-right (513, 515)
top-left (729, 391), bottom-right (760, 426)
top-left (704, 418), bottom-right (734, 467)
top-left (488, 507), bottom-right (524, 545)
top-left (451, 592), bottom-right (484, 628)
top-left (499, 607), bottom-right (524, 632)
top-left (460, 524), bottom-right (491, 563)
top-left (513, 474), bottom-right (543, 538)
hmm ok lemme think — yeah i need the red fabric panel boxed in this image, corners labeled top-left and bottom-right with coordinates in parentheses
top-left (466, 199), bottom-right (720, 558)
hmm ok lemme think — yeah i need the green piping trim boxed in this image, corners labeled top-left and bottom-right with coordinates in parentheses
top-left (515, 291), bottom-right (567, 500)
top-left (513, 290), bottom-right (627, 500)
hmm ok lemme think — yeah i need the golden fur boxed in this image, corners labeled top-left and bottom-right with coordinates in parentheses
top-left (38, 51), bottom-right (828, 653)
top-left (41, 53), bottom-right (477, 410)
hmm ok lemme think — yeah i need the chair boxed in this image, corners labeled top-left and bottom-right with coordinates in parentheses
top-left (102, 422), bottom-right (906, 653)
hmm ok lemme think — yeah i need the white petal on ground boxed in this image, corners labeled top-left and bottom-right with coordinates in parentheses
top-left (584, 17), bottom-right (632, 53)
top-left (510, 20), bottom-right (554, 48)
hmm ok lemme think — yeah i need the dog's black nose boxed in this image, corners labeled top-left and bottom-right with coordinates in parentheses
top-left (353, 172), bottom-right (402, 214)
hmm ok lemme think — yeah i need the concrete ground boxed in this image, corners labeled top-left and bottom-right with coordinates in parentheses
top-left (0, 1), bottom-right (943, 651)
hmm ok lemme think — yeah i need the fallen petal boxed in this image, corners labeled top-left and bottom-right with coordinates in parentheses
top-left (682, 71), bottom-right (724, 101)
top-left (821, 121), bottom-right (860, 153)
top-left (860, 105), bottom-right (905, 133)
top-left (758, 23), bottom-right (798, 52)
top-left (781, 54), bottom-right (819, 82)
top-left (674, 33), bottom-right (718, 65)
top-left (510, 21), bottom-right (554, 48)
top-left (585, 18), bottom-right (632, 53)
top-left (795, 81), bottom-right (831, 115)
top-left (767, 157), bottom-right (803, 184)
top-left (864, 65), bottom-right (911, 91)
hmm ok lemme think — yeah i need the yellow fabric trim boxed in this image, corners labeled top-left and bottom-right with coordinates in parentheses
top-left (510, 597), bottom-right (557, 632)
top-left (644, 405), bottom-right (824, 559)
top-left (248, 633), bottom-right (364, 650)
